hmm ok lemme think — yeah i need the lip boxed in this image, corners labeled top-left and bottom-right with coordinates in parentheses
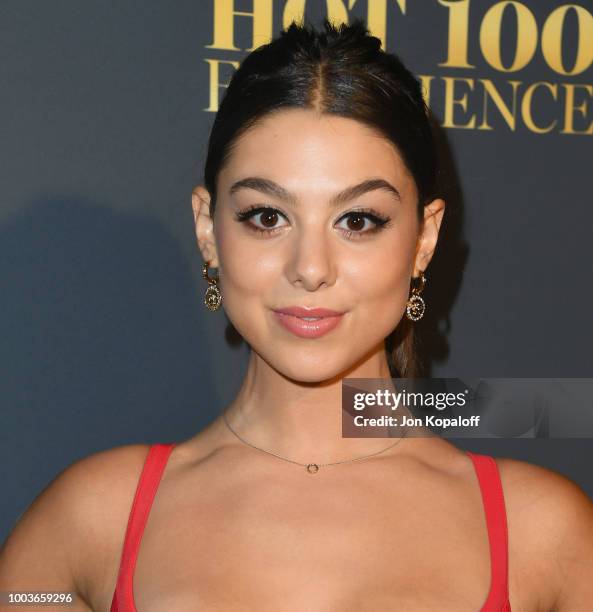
top-left (272, 308), bottom-right (345, 339)
top-left (273, 306), bottom-right (345, 318)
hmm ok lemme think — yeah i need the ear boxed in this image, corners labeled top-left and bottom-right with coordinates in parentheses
top-left (413, 198), bottom-right (446, 277)
top-left (191, 185), bottom-right (220, 269)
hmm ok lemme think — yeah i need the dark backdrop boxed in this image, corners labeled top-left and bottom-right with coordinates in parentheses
top-left (1, 0), bottom-right (592, 542)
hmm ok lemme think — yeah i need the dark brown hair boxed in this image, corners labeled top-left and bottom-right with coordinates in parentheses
top-left (203, 18), bottom-right (440, 377)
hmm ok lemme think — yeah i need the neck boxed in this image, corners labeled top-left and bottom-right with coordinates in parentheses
top-left (221, 343), bottom-right (414, 464)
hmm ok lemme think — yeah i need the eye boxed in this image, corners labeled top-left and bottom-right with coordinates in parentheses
top-left (335, 209), bottom-right (392, 239)
top-left (234, 206), bottom-right (289, 235)
top-left (234, 205), bottom-right (392, 238)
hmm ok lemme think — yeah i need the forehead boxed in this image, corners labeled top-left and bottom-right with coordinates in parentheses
top-left (219, 108), bottom-right (415, 200)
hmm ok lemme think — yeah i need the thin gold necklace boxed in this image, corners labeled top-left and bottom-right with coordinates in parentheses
top-left (222, 409), bottom-right (409, 474)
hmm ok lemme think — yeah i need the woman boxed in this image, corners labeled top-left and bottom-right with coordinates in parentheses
top-left (1, 18), bottom-right (592, 612)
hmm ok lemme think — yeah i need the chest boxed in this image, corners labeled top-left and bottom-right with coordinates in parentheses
top-left (109, 470), bottom-right (502, 611)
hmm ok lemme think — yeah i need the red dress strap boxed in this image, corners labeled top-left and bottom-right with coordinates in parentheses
top-left (110, 443), bottom-right (176, 612)
top-left (466, 451), bottom-right (511, 611)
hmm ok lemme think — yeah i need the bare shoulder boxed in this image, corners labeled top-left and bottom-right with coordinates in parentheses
top-left (495, 456), bottom-right (593, 610)
top-left (50, 443), bottom-right (152, 506)
top-left (495, 455), bottom-right (593, 524)
top-left (0, 443), bottom-right (151, 610)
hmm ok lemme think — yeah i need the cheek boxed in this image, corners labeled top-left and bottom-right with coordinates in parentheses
top-left (342, 230), bottom-right (417, 331)
top-left (213, 220), bottom-right (280, 331)
top-left (217, 224), bottom-right (281, 293)
top-left (349, 253), bottom-right (412, 326)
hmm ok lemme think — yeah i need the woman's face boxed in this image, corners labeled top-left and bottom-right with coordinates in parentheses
top-left (193, 108), bottom-right (444, 382)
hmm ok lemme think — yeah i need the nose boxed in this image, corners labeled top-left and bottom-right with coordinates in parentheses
top-left (287, 229), bottom-right (337, 291)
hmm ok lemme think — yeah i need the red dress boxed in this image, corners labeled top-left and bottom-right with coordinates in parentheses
top-left (110, 444), bottom-right (511, 611)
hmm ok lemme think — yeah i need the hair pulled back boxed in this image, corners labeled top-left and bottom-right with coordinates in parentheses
top-left (203, 18), bottom-right (440, 377)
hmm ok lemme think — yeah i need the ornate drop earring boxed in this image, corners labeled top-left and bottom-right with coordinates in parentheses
top-left (405, 271), bottom-right (426, 321)
top-left (202, 260), bottom-right (222, 311)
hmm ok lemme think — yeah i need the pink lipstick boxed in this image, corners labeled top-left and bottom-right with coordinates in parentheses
top-left (272, 306), bottom-right (345, 339)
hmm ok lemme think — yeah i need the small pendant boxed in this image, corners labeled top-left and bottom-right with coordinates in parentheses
top-left (204, 285), bottom-right (222, 311)
top-left (406, 294), bottom-right (425, 321)
top-left (306, 463), bottom-right (320, 474)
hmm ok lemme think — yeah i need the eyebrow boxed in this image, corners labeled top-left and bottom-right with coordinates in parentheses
top-left (228, 176), bottom-right (401, 207)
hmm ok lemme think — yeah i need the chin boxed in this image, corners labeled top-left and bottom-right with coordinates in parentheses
top-left (281, 366), bottom-right (345, 385)
top-left (268, 351), bottom-right (353, 384)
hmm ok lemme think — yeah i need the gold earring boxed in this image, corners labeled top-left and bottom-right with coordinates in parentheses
top-left (405, 271), bottom-right (426, 321)
top-left (202, 260), bottom-right (222, 311)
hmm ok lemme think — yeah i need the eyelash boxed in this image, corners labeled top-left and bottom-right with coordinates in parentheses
top-left (234, 205), bottom-right (392, 239)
